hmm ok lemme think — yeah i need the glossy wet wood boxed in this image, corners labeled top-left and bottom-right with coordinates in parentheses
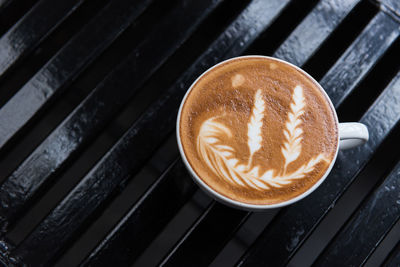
top-left (0, 0), bottom-right (221, 234)
top-left (384, 241), bottom-right (400, 267)
top-left (274, 0), bottom-right (361, 66)
top-left (0, 0), bottom-right (152, 151)
top-left (80, 160), bottom-right (196, 267)
top-left (315, 150), bottom-right (400, 265)
top-left (8, 1), bottom-right (289, 265)
top-left (79, 0), bottom-right (292, 265)
top-left (237, 10), bottom-right (400, 266)
top-left (0, 0), bottom-right (38, 37)
top-left (319, 11), bottom-right (400, 106)
top-left (0, 0), bottom-right (400, 266)
top-left (159, 3), bottom-right (397, 266)
top-left (160, 202), bottom-right (248, 266)
top-left (0, 0), bottom-right (83, 78)
top-left (237, 52), bottom-right (400, 266)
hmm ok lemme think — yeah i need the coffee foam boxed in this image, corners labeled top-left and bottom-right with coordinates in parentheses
top-left (180, 57), bottom-right (338, 205)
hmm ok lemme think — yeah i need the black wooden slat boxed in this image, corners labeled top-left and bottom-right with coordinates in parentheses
top-left (0, 0), bottom-right (84, 78)
top-left (379, 0), bottom-right (400, 15)
top-left (0, 0), bottom-right (9, 9)
top-left (77, 0), bottom-right (292, 265)
top-left (0, 238), bottom-right (17, 266)
top-left (0, 0), bottom-right (38, 36)
top-left (274, 0), bottom-right (361, 66)
top-left (160, 202), bottom-right (248, 267)
top-left (384, 241), bottom-right (400, 267)
top-left (9, 0), bottom-right (289, 265)
top-left (0, 0), bottom-right (220, 234)
top-left (157, 4), bottom-right (389, 265)
top-left (319, 11), bottom-right (400, 106)
top-left (159, 205), bottom-right (248, 266)
top-left (314, 159), bottom-right (400, 266)
top-left (0, 0), bottom-right (153, 151)
top-left (80, 0), bottom-right (293, 264)
top-left (80, 159), bottom-right (196, 267)
top-left (237, 64), bottom-right (400, 266)
top-left (0, 0), bottom-right (111, 111)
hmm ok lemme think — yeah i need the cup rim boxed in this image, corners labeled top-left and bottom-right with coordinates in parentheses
top-left (176, 55), bottom-right (340, 211)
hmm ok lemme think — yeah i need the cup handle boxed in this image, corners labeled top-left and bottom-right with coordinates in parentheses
top-left (338, 122), bottom-right (369, 150)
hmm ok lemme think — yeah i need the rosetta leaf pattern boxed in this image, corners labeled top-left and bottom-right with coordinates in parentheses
top-left (247, 89), bottom-right (265, 168)
top-left (282, 85), bottom-right (305, 171)
top-left (196, 86), bottom-right (327, 191)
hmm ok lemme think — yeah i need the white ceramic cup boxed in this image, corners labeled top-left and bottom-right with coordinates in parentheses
top-left (176, 56), bottom-right (369, 211)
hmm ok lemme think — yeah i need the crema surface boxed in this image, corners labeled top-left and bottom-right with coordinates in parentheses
top-left (179, 57), bottom-right (338, 205)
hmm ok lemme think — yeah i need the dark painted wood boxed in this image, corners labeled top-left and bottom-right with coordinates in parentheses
top-left (314, 159), bottom-right (400, 266)
top-left (1, 0), bottom-right (399, 266)
top-left (0, 0), bottom-right (84, 78)
top-left (9, 0), bottom-right (289, 265)
top-left (274, 0), bottom-right (361, 66)
top-left (80, 159), bottom-right (196, 267)
top-left (0, 0), bottom-right (153, 151)
top-left (384, 241), bottom-right (400, 267)
top-left (0, 0), bottom-right (220, 234)
top-left (237, 68), bottom-right (400, 266)
top-left (160, 202), bottom-right (248, 266)
top-left (75, 1), bottom-right (291, 265)
top-left (0, 0), bottom-right (9, 9)
top-left (319, 11), bottom-right (400, 107)
top-left (378, 0), bottom-right (400, 16)
top-left (157, 3), bottom-right (386, 265)
top-left (0, 0), bottom-right (39, 36)
top-left (0, 238), bottom-right (19, 266)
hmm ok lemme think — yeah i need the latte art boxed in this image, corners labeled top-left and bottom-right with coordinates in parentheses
top-left (197, 86), bottom-right (328, 191)
top-left (179, 57), bottom-right (338, 204)
top-left (247, 89), bottom-right (265, 169)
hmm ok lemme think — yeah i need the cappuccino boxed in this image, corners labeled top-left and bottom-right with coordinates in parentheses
top-left (179, 57), bottom-right (338, 205)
